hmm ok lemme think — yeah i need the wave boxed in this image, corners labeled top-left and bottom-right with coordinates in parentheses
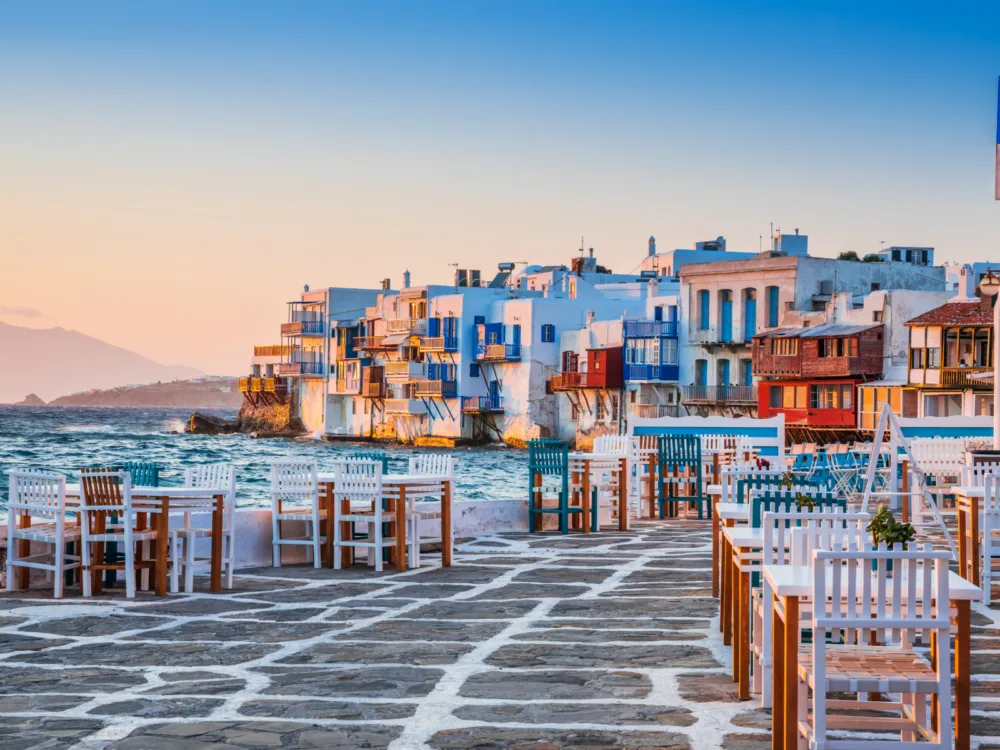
top-left (57, 424), bottom-right (117, 433)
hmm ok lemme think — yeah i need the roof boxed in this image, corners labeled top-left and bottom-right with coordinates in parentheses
top-left (755, 322), bottom-right (881, 340)
top-left (904, 300), bottom-right (993, 327)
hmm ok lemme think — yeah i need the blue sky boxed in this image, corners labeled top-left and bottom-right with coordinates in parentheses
top-left (1, 1), bottom-right (999, 373)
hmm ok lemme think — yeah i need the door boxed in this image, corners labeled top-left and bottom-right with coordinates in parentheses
top-left (511, 324), bottom-right (521, 347)
top-left (718, 359), bottom-right (730, 387)
top-left (741, 358), bottom-right (753, 387)
top-left (744, 290), bottom-right (756, 341)
top-left (695, 359), bottom-right (708, 387)
top-left (653, 306), bottom-right (663, 321)
top-left (720, 291), bottom-right (733, 343)
top-left (488, 380), bottom-right (500, 408)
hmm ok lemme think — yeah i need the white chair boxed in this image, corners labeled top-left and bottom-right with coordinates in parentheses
top-left (406, 454), bottom-right (454, 567)
top-left (798, 545), bottom-right (952, 748)
top-left (270, 461), bottom-right (323, 568)
top-left (5, 470), bottom-right (81, 599)
top-left (627, 435), bottom-right (659, 517)
top-left (976, 473), bottom-right (1000, 605)
top-left (79, 470), bottom-right (158, 599)
top-left (752, 510), bottom-right (869, 707)
top-left (593, 435), bottom-right (628, 455)
top-left (170, 463), bottom-right (237, 593)
top-left (332, 459), bottom-right (388, 571)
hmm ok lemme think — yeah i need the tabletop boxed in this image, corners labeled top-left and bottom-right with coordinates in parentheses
top-left (763, 563), bottom-right (982, 602)
top-left (716, 502), bottom-right (750, 520)
top-left (567, 452), bottom-right (625, 461)
top-left (953, 486), bottom-right (985, 498)
top-left (64, 484), bottom-right (228, 499)
top-left (317, 473), bottom-right (453, 484)
top-left (723, 527), bottom-right (763, 548)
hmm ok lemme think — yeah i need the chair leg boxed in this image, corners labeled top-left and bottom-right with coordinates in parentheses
top-left (81, 539), bottom-right (93, 598)
top-left (185, 535), bottom-right (196, 593)
top-left (225, 533), bottom-right (235, 589)
top-left (272, 515), bottom-right (281, 567)
top-left (333, 513), bottom-right (342, 570)
top-left (124, 541), bottom-right (136, 599)
top-left (53, 542), bottom-right (64, 600)
top-left (374, 518), bottom-right (384, 573)
top-left (139, 541), bottom-right (150, 591)
top-left (169, 534), bottom-right (179, 594)
top-left (311, 518), bottom-right (322, 570)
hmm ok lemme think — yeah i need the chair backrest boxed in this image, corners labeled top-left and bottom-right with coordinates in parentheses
top-left (760, 510), bottom-right (869, 566)
top-left (120, 462), bottom-right (159, 487)
top-left (79, 468), bottom-right (131, 510)
top-left (6, 469), bottom-right (67, 520)
top-left (962, 462), bottom-right (1000, 488)
top-left (985, 473), bottom-right (1000, 514)
top-left (352, 450), bottom-right (389, 473)
top-left (408, 453), bottom-right (455, 477)
top-left (656, 435), bottom-right (701, 471)
top-left (270, 461), bottom-right (318, 502)
top-left (185, 463), bottom-right (237, 510)
top-left (593, 435), bottom-right (628, 455)
top-left (721, 466), bottom-right (784, 503)
top-left (528, 439), bottom-right (568, 475)
top-left (751, 490), bottom-right (845, 527)
top-left (734, 473), bottom-right (822, 504)
top-left (332, 459), bottom-right (383, 502)
top-left (909, 438), bottom-right (966, 471)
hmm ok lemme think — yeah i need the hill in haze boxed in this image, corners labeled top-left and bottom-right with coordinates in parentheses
top-left (48, 377), bottom-right (243, 409)
top-left (0, 321), bottom-right (204, 403)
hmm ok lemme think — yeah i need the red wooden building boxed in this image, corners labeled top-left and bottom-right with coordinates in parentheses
top-left (752, 322), bottom-right (884, 439)
top-left (550, 346), bottom-right (624, 391)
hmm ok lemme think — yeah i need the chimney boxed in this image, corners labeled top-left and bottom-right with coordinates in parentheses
top-left (403, 270), bottom-right (411, 289)
top-left (381, 278), bottom-right (391, 291)
top-left (648, 236), bottom-right (656, 257)
top-left (957, 264), bottom-right (976, 301)
top-left (588, 247), bottom-right (594, 259)
top-left (586, 309), bottom-right (596, 327)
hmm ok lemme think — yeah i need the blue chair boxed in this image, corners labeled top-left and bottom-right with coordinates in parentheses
top-left (528, 439), bottom-right (578, 533)
top-left (352, 451), bottom-right (389, 474)
top-left (656, 435), bottom-right (705, 519)
top-left (750, 490), bottom-right (844, 527)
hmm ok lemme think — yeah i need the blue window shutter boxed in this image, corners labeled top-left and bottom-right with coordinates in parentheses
top-left (428, 317), bottom-right (440, 336)
top-left (470, 363), bottom-right (480, 378)
top-left (699, 290), bottom-right (710, 330)
top-left (767, 286), bottom-right (779, 327)
top-left (474, 315), bottom-right (485, 326)
top-left (653, 306), bottom-right (662, 321)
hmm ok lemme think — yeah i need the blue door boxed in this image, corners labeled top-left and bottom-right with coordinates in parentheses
top-left (744, 296), bottom-right (756, 340)
top-left (721, 292), bottom-right (733, 343)
top-left (767, 286), bottom-right (779, 327)
top-left (488, 380), bottom-right (500, 408)
top-left (698, 290), bottom-right (710, 330)
top-left (653, 306), bottom-right (663, 321)
top-left (742, 359), bottom-right (753, 386)
top-left (511, 324), bottom-right (521, 346)
top-left (695, 359), bottom-right (708, 387)
top-left (718, 359), bottom-right (730, 387)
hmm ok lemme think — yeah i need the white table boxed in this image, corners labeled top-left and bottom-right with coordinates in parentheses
top-left (712, 501), bottom-right (750, 600)
top-left (567, 451), bottom-right (629, 532)
top-left (764, 563), bottom-right (981, 750)
top-left (62, 484), bottom-right (227, 595)
top-left (317, 472), bottom-right (454, 571)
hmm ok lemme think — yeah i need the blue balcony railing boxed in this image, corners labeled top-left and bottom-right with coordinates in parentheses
top-left (421, 335), bottom-right (459, 352)
top-left (461, 396), bottom-right (504, 412)
top-left (623, 320), bottom-right (678, 338)
top-left (476, 343), bottom-right (521, 361)
top-left (625, 363), bottom-right (679, 382)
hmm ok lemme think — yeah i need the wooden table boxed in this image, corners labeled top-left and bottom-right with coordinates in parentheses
top-left (765, 563), bottom-right (981, 750)
top-left (955, 485), bottom-right (985, 587)
top-left (713, 501), bottom-right (749, 604)
top-left (317, 473), bottom-right (454, 572)
top-left (63, 485), bottom-right (227, 595)
top-left (722, 525), bottom-right (764, 700)
top-left (568, 452), bottom-right (629, 532)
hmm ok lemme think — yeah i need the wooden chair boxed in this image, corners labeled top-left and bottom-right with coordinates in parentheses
top-left (406, 454), bottom-right (455, 567)
top-left (5, 470), bottom-right (81, 599)
top-left (270, 461), bottom-right (323, 568)
top-left (528, 439), bottom-right (575, 533)
top-left (628, 435), bottom-right (659, 518)
top-left (331, 459), bottom-right (388, 570)
top-left (79, 469), bottom-right (158, 598)
top-left (656, 435), bottom-right (704, 519)
top-left (170, 463), bottom-right (237, 592)
top-left (798, 545), bottom-right (952, 748)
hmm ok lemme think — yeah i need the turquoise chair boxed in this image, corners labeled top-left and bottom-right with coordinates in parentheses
top-left (527, 439), bottom-right (578, 533)
top-left (352, 451), bottom-right (389, 474)
top-left (106, 462), bottom-right (159, 586)
top-left (656, 435), bottom-right (705, 519)
top-left (750, 490), bottom-right (844, 527)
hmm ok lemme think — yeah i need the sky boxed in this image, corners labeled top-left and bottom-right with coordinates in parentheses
top-left (2, 0), bottom-right (1000, 375)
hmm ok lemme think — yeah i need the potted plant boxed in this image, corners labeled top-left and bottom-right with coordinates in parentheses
top-left (779, 472), bottom-right (796, 490)
top-left (794, 493), bottom-right (818, 510)
top-left (865, 504), bottom-right (916, 570)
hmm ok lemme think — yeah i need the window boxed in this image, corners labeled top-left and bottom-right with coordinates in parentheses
top-left (923, 393), bottom-right (963, 417)
top-left (610, 394), bottom-right (619, 422)
top-left (976, 395), bottom-right (995, 417)
top-left (571, 403), bottom-right (579, 421)
top-left (698, 290), bottom-right (710, 330)
top-left (871, 282), bottom-right (880, 292)
top-left (808, 383), bottom-right (852, 409)
top-left (769, 386), bottom-right (782, 409)
top-left (927, 347), bottom-right (941, 368)
top-left (771, 338), bottom-right (798, 356)
top-left (596, 396), bottom-right (606, 420)
top-left (910, 348), bottom-right (925, 368)
top-left (469, 363), bottom-right (480, 378)
top-left (663, 339), bottom-right (678, 365)
top-left (766, 286), bottom-right (779, 327)
top-left (474, 315), bottom-right (485, 326)
top-left (541, 324), bottom-right (555, 342)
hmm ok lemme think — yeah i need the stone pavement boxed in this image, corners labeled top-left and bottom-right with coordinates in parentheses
top-left (1, 517), bottom-right (992, 748)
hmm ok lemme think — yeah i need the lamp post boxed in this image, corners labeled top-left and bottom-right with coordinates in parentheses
top-left (981, 269), bottom-right (1000, 448)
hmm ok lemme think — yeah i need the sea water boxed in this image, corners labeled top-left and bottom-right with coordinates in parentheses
top-left (0, 406), bottom-right (527, 509)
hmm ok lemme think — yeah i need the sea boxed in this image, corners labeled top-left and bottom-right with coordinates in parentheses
top-left (0, 406), bottom-right (527, 509)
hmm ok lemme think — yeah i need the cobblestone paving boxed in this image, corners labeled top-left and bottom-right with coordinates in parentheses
top-left (6, 517), bottom-right (968, 749)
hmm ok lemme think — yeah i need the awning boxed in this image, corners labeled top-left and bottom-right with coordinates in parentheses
top-left (381, 334), bottom-right (408, 346)
top-left (971, 371), bottom-right (995, 382)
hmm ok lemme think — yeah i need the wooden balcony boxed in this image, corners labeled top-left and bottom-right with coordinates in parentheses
top-left (941, 366), bottom-right (992, 388)
top-left (414, 380), bottom-right (457, 397)
top-left (476, 343), bottom-right (521, 362)
top-left (361, 381), bottom-right (385, 399)
top-left (681, 385), bottom-right (757, 403)
top-left (253, 345), bottom-right (294, 358)
top-left (550, 370), bottom-right (619, 391)
top-left (386, 318), bottom-right (427, 335)
top-left (421, 336), bottom-right (458, 353)
top-left (384, 361), bottom-right (425, 381)
top-left (240, 377), bottom-right (287, 395)
top-left (632, 404), bottom-right (680, 418)
top-left (354, 336), bottom-right (385, 350)
top-left (280, 320), bottom-right (325, 337)
top-left (279, 361), bottom-right (325, 377)
top-left (384, 398), bottom-right (427, 415)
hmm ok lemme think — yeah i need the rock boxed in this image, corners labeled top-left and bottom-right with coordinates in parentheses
top-left (14, 393), bottom-right (45, 406)
top-left (186, 411), bottom-right (238, 434)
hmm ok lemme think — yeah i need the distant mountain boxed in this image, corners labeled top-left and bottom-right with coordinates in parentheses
top-left (0, 321), bottom-right (204, 404)
top-left (48, 377), bottom-right (243, 409)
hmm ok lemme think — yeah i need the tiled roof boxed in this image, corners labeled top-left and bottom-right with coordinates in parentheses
top-left (904, 301), bottom-right (993, 327)
top-left (756, 322), bottom-right (880, 339)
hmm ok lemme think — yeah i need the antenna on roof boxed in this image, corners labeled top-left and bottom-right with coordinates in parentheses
top-left (580, 236), bottom-right (585, 256)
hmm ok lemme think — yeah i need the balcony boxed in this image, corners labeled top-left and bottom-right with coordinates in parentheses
top-left (632, 404), bottom-right (680, 419)
top-left (354, 336), bottom-right (385, 350)
top-left (681, 385), bottom-right (757, 404)
top-left (941, 366), bottom-right (992, 388)
top-left (461, 396), bottom-right (504, 413)
top-left (421, 336), bottom-right (459, 353)
top-left (689, 327), bottom-right (747, 347)
top-left (239, 377), bottom-right (287, 395)
top-left (279, 361), bottom-right (325, 377)
top-left (253, 345), bottom-right (294, 358)
top-left (414, 379), bottom-right (458, 397)
top-left (384, 398), bottom-right (427, 415)
top-left (476, 343), bottom-right (521, 362)
top-left (280, 319), bottom-right (325, 337)
top-left (386, 318), bottom-right (427, 335)
top-left (550, 372), bottom-right (597, 391)
top-left (361, 381), bottom-right (385, 399)
top-left (625, 364), bottom-right (679, 382)
top-left (332, 377), bottom-right (361, 395)
top-left (384, 361), bottom-right (425, 381)
top-left (623, 320), bottom-right (678, 338)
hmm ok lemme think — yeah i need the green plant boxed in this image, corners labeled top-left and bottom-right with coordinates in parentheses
top-left (779, 472), bottom-right (796, 489)
top-left (838, 250), bottom-right (861, 261)
top-left (862, 253), bottom-right (883, 263)
top-left (794, 493), bottom-right (818, 510)
top-left (866, 504), bottom-right (916, 549)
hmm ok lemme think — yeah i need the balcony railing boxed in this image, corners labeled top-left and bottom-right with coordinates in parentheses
top-left (333, 377), bottom-right (362, 394)
top-left (476, 343), bottom-right (521, 361)
top-left (941, 366), bottom-right (992, 388)
top-left (461, 396), bottom-right (504, 413)
top-left (421, 336), bottom-right (459, 353)
top-left (354, 336), bottom-right (385, 350)
top-left (632, 404), bottom-right (680, 419)
top-left (361, 381), bottom-right (385, 399)
top-left (281, 319), bottom-right (325, 336)
top-left (681, 385), bottom-right (757, 403)
top-left (279, 361), bottom-right (325, 376)
top-left (384, 361), bottom-right (425, 380)
top-left (625, 364), bottom-right (679, 382)
top-left (386, 318), bottom-right (428, 335)
top-left (239, 377), bottom-right (288, 394)
top-left (414, 379), bottom-right (457, 397)
top-left (384, 398), bottom-right (427, 415)
top-left (623, 320), bottom-right (678, 338)
top-left (253, 345), bottom-right (294, 358)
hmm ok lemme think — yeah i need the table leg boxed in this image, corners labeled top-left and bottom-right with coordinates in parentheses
top-left (396, 485), bottom-right (407, 571)
top-left (155, 497), bottom-right (170, 596)
top-left (930, 627), bottom-right (939, 734)
top-left (955, 600), bottom-right (971, 750)
top-left (322, 481), bottom-right (335, 568)
top-left (738, 566), bottom-right (750, 700)
top-left (618, 458), bottom-right (628, 531)
top-left (581, 460), bottom-right (591, 534)
top-left (771, 591), bottom-right (785, 750)
top-left (93, 513), bottom-right (105, 595)
top-left (442, 480), bottom-right (452, 567)
top-left (340, 498), bottom-right (352, 568)
top-left (711, 510), bottom-right (720, 598)
top-left (971, 496), bottom-right (981, 588)
top-left (647, 452), bottom-right (656, 518)
top-left (782, 595), bottom-right (799, 750)
top-left (211, 495), bottom-right (223, 592)
top-left (958, 498), bottom-right (969, 581)
top-left (732, 555), bottom-right (741, 682)
top-left (16, 513), bottom-right (30, 590)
